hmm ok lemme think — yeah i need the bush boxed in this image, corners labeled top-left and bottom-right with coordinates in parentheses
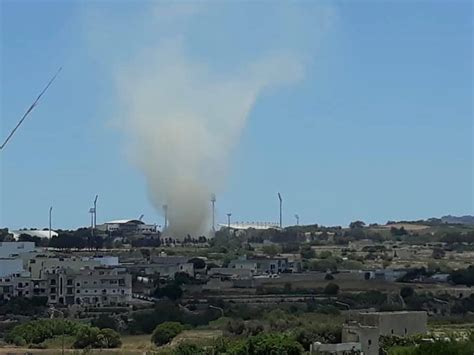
top-left (91, 314), bottom-right (120, 331)
top-left (73, 326), bottom-right (121, 349)
top-left (324, 283), bottom-right (340, 295)
top-left (0, 296), bottom-right (48, 316)
top-left (246, 333), bottom-right (303, 355)
top-left (6, 319), bottom-right (85, 345)
top-left (151, 322), bottom-right (184, 346)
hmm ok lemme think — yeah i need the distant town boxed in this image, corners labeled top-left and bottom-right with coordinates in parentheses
top-left (0, 215), bottom-right (473, 354)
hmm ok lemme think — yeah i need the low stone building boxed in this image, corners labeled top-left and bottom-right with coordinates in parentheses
top-left (342, 311), bottom-right (427, 355)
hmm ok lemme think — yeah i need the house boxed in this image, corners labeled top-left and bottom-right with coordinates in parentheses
top-left (342, 311), bottom-right (427, 355)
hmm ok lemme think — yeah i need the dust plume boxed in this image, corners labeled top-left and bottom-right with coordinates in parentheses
top-left (85, 3), bottom-right (336, 238)
top-left (116, 40), bottom-right (303, 238)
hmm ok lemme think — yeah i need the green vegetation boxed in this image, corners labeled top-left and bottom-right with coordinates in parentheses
top-left (5, 319), bottom-right (121, 349)
top-left (73, 326), bottom-right (121, 349)
top-left (152, 322), bottom-right (185, 346)
top-left (5, 319), bottom-right (85, 345)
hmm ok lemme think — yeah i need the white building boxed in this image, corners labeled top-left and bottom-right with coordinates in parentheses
top-left (0, 258), bottom-right (24, 277)
top-left (11, 230), bottom-right (58, 240)
top-left (98, 219), bottom-right (157, 234)
top-left (0, 242), bottom-right (36, 257)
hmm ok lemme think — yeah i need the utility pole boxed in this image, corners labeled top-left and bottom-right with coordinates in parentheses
top-left (278, 193), bottom-right (283, 228)
top-left (211, 194), bottom-right (216, 233)
top-left (49, 206), bottom-right (53, 239)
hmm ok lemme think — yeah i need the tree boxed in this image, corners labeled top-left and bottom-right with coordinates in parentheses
top-left (262, 244), bottom-right (281, 257)
top-left (324, 283), bottom-right (340, 295)
top-left (432, 247), bottom-right (445, 259)
top-left (349, 221), bottom-right (365, 229)
top-left (324, 273), bottom-right (334, 280)
top-left (73, 326), bottom-right (121, 349)
top-left (300, 245), bottom-right (315, 259)
top-left (154, 282), bottom-right (183, 300)
top-left (151, 322), bottom-right (184, 346)
top-left (98, 328), bottom-right (122, 348)
top-left (450, 266), bottom-right (474, 287)
top-left (91, 315), bottom-right (120, 331)
top-left (188, 257), bottom-right (206, 269)
top-left (400, 286), bottom-right (415, 299)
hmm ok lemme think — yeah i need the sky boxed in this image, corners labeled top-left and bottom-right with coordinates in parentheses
top-left (0, 0), bottom-right (472, 231)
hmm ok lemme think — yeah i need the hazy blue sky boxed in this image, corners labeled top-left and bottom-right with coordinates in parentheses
top-left (1, 0), bottom-right (472, 230)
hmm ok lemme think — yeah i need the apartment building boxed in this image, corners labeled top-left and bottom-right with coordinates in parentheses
top-left (44, 267), bottom-right (132, 306)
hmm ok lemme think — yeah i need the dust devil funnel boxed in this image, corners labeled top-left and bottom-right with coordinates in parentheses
top-left (115, 41), bottom-right (303, 239)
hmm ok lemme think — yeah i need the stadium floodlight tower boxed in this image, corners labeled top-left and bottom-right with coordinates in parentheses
top-left (163, 204), bottom-right (168, 229)
top-left (227, 213), bottom-right (232, 228)
top-left (93, 195), bottom-right (98, 229)
top-left (295, 214), bottom-right (299, 226)
top-left (211, 193), bottom-right (216, 233)
top-left (49, 206), bottom-right (53, 239)
top-left (278, 193), bottom-right (283, 229)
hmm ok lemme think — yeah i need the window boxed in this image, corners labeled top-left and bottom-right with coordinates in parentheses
top-left (76, 282), bottom-right (80, 287)
top-left (67, 279), bottom-right (73, 285)
top-left (50, 279), bottom-right (56, 285)
top-left (50, 287), bottom-right (56, 293)
top-left (368, 340), bottom-right (372, 346)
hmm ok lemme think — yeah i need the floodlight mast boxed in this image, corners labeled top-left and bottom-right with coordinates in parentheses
top-left (93, 195), bottom-right (98, 229)
top-left (278, 193), bottom-right (283, 228)
top-left (295, 214), bottom-right (299, 226)
top-left (163, 204), bottom-right (168, 229)
top-left (49, 206), bottom-right (53, 239)
top-left (211, 194), bottom-right (216, 233)
top-left (227, 213), bottom-right (232, 228)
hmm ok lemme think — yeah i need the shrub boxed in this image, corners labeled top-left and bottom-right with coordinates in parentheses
top-left (172, 342), bottom-right (206, 355)
top-left (73, 326), bottom-right (121, 349)
top-left (91, 314), bottom-right (120, 331)
top-left (324, 283), bottom-right (340, 295)
top-left (246, 333), bottom-right (303, 355)
top-left (6, 319), bottom-right (85, 345)
top-left (151, 322), bottom-right (184, 346)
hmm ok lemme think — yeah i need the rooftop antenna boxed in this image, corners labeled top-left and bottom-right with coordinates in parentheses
top-left (278, 193), bottom-right (283, 228)
top-left (1, 67), bottom-right (62, 151)
top-left (210, 193), bottom-right (216, 233)
top-left (295, 214), bottom-right (300, 226)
